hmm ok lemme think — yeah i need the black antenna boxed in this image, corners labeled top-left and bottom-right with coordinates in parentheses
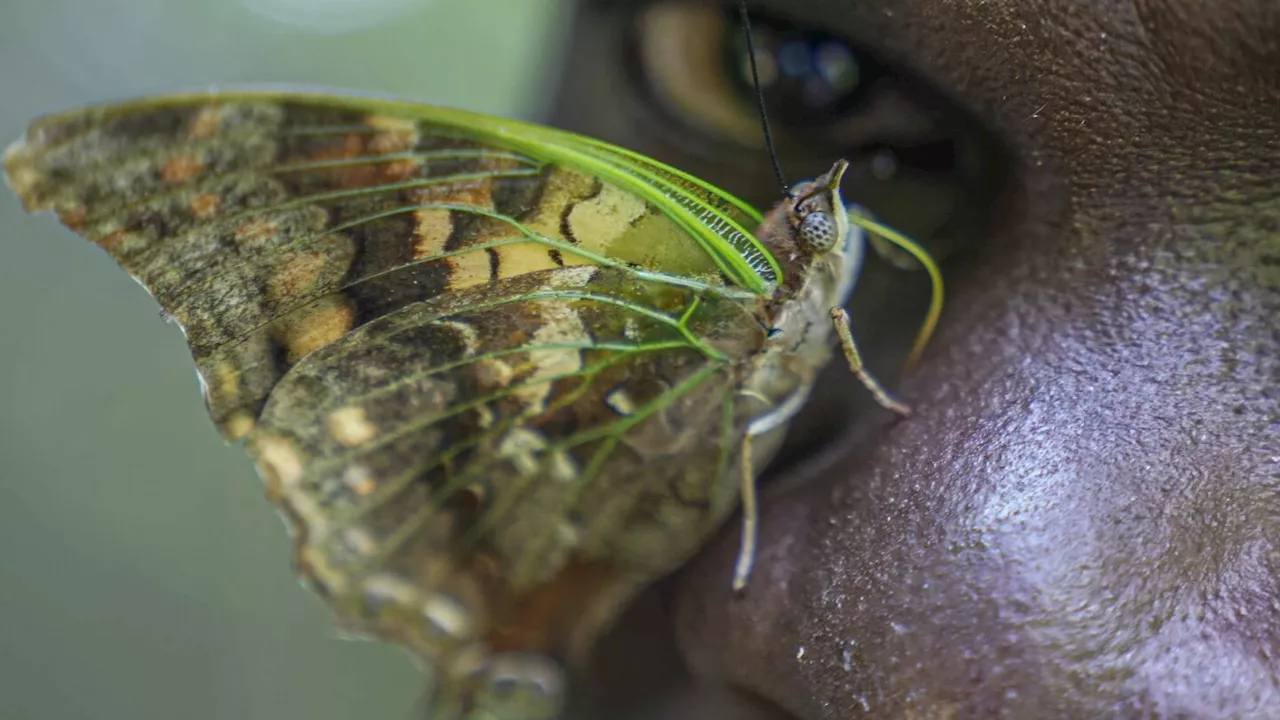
top-left (736, 0), bottom-right (791, 197)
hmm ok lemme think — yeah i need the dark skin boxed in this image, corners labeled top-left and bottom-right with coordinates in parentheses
top-left (551, 0), bottom-right (1280, 717)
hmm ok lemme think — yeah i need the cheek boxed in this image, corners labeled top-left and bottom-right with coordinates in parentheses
top-left (675, 218), bottom-right (1280, 718)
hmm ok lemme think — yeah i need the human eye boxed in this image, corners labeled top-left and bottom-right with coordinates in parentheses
top-left (550, 0), bottom-right (1010, 266)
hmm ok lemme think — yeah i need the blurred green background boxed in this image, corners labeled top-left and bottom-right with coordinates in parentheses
top-left (0, 1), bottom-right (569, 718)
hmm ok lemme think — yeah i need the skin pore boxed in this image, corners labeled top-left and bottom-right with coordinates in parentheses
top-left (551, 1), bottom-right (1279, 718)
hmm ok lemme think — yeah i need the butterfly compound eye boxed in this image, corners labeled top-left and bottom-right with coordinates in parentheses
top-left (799, 209), bottom-right (839, 252)
top-left (470, 652), bottom-right (565, 719)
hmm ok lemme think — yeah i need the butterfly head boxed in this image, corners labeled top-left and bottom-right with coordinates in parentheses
top-left (791, 159), bottom-right (851, 255)
top-left (770, 158), bottom-right (865, 312)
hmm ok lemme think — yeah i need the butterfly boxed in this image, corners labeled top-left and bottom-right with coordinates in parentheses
top-left (3, 88), bottom-right (941, 719)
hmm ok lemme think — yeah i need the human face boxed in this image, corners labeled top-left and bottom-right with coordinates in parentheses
top-left (552, 2), bottom-right (1280, 717)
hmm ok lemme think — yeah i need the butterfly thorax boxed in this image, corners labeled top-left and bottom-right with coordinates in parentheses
top-left (738, 162), bottom-right (864, 439)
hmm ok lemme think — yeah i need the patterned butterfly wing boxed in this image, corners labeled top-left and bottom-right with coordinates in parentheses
top-left (4, 91), bottom-right (777, 713)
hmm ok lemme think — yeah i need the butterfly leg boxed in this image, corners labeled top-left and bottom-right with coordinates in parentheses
top-left (733, 430), bottom-right (760, 592)
top-left (732, 384), bottom-right (811, 592)
top-left (830, 307), bottom-right (912, 417)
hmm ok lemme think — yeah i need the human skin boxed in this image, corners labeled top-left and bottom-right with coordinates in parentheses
top-left (551, 1), bottom-right (1280, 717)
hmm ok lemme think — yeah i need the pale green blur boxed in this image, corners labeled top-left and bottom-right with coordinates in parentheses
top-left (0, 2), bottom-right (566, 718)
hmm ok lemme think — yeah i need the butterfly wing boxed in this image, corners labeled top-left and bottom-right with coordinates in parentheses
top-left (3, 91), bottom-right (772, 699)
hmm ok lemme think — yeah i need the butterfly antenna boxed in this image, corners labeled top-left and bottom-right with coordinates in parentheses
top-left (736, 0), bottom-right (791, 197)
